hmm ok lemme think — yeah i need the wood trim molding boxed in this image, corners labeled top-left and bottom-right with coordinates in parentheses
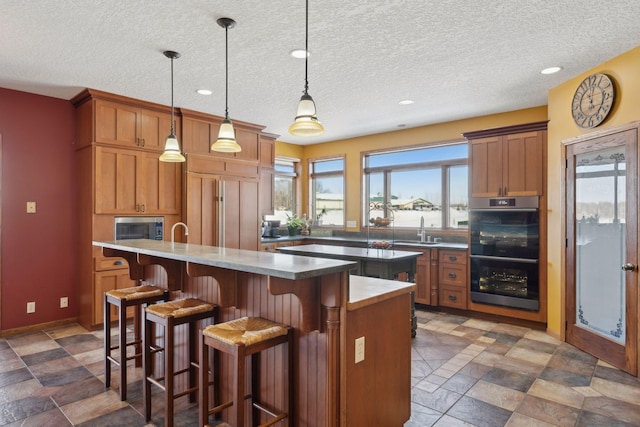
top-left (462, 120), bottom-right (549, 139)
top-left (562, 120), bottom-right (640, 146)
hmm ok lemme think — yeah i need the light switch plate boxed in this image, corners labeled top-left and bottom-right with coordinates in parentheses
top-left (347, 220), bottom-right (357, 228)
top-left (26, 201), bottom-right (36, 213)
top-left (355, 336), bottom-right (365, 363)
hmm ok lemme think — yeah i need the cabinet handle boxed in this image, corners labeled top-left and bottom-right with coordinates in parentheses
top-left (141, 138), bottom-right (145, 147)
top-left (498, 187), bottom-right (502, 196)
top-left (136, 138), bottom-right (141, 146)
top-left (448, 255), bottom-right (457, 261)
top-left (504, 186), bottom-right (507, 195)
top-left (136, 204), bottom-right (140, 212)
top-left (448, 272), bottom-right (457, 278)
top-left (114, 260), bottom-right (124, 266)
top-left (448, 294), bottom-right (457, 301)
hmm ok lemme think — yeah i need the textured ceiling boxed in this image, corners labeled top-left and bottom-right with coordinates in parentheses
top-left (2, 0), bottom-right (640, 144)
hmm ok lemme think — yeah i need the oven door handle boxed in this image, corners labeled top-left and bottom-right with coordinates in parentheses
top-left (469, 208), bottom-right (538, 213)
top-left (470, 254), bottom-right (539, 264)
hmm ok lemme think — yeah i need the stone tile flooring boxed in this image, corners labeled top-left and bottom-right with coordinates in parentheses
top-left (407, 310), bottom-right (640, 427)
top-left (0, 309), bottom-right (638, 426)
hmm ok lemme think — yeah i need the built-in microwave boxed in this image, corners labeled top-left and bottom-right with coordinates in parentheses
top-left (114, 216), bottom-right (164, 240)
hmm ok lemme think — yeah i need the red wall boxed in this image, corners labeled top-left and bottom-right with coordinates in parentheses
top-left (0, 88), bottom-right (77, 330)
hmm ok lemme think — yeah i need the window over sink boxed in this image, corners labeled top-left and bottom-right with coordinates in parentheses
top-left (363, 142), bottom-right (469, 230)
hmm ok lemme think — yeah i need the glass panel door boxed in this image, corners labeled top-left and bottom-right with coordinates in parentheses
top-left (565, 127), bottom-right (638, 375)
top-left (575, 146), bottom-right (626, 344)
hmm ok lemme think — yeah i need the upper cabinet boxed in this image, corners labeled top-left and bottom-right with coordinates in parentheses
top-left (180, 108), bottom-right (262, 163)
top-left (94, 99), bottom-right (173, 150)
top-left (94, 146), bottom-right (181, 215)
top-left (464, 121), bottom-right (547, 198)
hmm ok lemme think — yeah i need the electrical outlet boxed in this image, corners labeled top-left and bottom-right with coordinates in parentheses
top-left (60, 297), bottom-right (69, 308)
top-left (355, 336), bottom-right (365, 363)
top-left (26, 201), bottom-right (36, 213)
top-left (27, 301), bottom-right (35, 313)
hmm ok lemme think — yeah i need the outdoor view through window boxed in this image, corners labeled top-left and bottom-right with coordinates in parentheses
top-left (365, 142), bottom-right (468, 230)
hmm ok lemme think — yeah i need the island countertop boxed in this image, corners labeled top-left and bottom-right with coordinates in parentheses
top-left (276, 243), bottom-right (422, 261)
top-left (93, 239), bottom-right (356, 280)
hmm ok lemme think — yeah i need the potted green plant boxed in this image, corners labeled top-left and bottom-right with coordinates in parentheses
top-left (286, 213), bottom-right (304, 236)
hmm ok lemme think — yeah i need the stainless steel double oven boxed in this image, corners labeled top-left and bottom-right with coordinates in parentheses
top-left (469, 196), bottom-right (540, 311)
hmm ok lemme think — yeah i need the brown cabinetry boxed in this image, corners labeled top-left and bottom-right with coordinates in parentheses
top-left (95, 99), bottom-right (172, 150)
top-left (395, 247), bottom-right (437, 306)
top-left (95, 146), bottom-right (181, 214)
top-left (438, 249), bottom-right (468, 309)
top-left (465, 122), bottom-right (547, 198)
top-left (185, 169), bottom-right (260, 250)
top-left (93, 259), bottom-right (135, 325)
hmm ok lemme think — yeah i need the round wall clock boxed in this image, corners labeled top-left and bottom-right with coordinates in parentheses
top-left (571, 73), bottom-right (615, 129)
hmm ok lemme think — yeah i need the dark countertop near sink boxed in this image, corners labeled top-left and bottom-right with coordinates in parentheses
top-left (261, 234), bottom-right (468, 250)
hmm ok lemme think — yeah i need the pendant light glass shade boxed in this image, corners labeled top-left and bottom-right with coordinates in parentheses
top-left (289, 93), bottom-right (324, 136)
top-left (289, 0), bottom-right (324, 137)
top-left (160, 50), bottom-right (185, 162)
top-left (212, 18), bottom-right (242, 153)
top-left (211, 118), bottom-right (241, 152)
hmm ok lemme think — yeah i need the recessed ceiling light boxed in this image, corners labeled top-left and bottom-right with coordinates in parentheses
top-left (290, 49), bottom-right (309, 59)
top-left (540, 66), bottom-right (563, 75)
top-left (197, 89), bottom-right (212, 95)
top-left (399, 99), bottom-right (414, 105)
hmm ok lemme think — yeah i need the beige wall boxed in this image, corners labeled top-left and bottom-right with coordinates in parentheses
top-left (547, 45), bottom-right (640, 337)
top-left (278, 106), bottom-right (547, 228)
top-left (275, 43), bottom-right (640, 338)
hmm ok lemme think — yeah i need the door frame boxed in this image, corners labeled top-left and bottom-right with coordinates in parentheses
top-left (563, 121), bottom-right (640, 377)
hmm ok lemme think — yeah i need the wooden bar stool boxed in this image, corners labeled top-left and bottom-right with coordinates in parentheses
top-left (104, 284), bottom-right (169, 401)
top-left (143, 298), bottom-right (216, 427)
top-left (199, 317), bottom-right (293, 427)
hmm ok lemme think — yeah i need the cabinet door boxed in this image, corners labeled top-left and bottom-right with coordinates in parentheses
top-left (95, 146), bottom-right (141, 214)
top-left (259, 168), bottom-right (274, 217)
top-left (234, 129), bottom-right (260, 162)
top-left (221, 177), bottom-right (259, 250)
top-left (414, 254), bottom-right (431, 305)
top-left (503, 131), bottom-right (544, 196)
top-left (140, 108), bottom-right (172, 150)
top-left (140, 152), bottom-right (181, 214)
top-left (95, 100), bottom-right (140, 147)
top-left (470, 136), bottom-right (503, 197)
top-left (182, 117), bottom-right (217, 154)
top-left (94, 269), bottom-right (136, 325)
top-left (185, 173), bottom-right (219, 246)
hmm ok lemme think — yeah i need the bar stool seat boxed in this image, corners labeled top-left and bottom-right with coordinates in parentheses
top-left (143, 298), bottom-right (216, 427)
top-left (199, 316), bottom-right (293, 427)
top-left (104, 284), bottom-right (169, 401)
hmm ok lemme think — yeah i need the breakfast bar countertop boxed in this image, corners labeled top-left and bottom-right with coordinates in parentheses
top-left (92, 239), bottom-right (356, 280)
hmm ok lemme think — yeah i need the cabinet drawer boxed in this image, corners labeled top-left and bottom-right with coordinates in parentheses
top-left (439, 263), bottom-right (466, 287)
top-left (439, 285), bottom-right (467, 309)
top-left (439, 250), bottom-right (467, 265)
top-left (94, 256), bottom-right (129, 271)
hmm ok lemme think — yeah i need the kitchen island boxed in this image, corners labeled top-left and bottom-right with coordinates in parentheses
top-left (93, 239), bottom-right (414, 426)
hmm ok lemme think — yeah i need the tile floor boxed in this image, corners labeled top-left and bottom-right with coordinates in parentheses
top-left (0, 309), bottom-right (638, 426)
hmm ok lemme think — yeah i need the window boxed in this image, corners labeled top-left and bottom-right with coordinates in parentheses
top-left (311, 157), bottom-right (345, 226)
top-left (267, 158), bottom-right (298, 224)
top-left (364, 143), bottom-right (468, 230)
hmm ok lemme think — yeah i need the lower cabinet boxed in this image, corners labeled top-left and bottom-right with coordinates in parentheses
top-left (412, 248), bottom-right (438, 306)
top-left (93, 260), bottom-right (135, 325)
top-left (438, 249), bottom-right (468, 309)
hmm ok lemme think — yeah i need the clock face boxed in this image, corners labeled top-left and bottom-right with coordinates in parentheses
top-left (571, 73), bottom-right (615, 129)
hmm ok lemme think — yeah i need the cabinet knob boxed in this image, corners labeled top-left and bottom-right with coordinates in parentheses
top-left (448, 294), bottom-right (457, 301)
top-left (448, 272), bottom-right (457, 278)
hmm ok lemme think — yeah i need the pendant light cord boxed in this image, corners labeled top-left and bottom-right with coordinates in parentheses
top-left (304, 0), bottom-right (309, 95)
top-left (225, 24), bottom-right (230, 119)
top-left (170, 56), bottom-right (175, 134)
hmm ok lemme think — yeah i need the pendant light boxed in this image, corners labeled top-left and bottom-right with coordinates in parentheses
top-left (159, 50), bottom-right (186, 162)
top-left (289, 0), bottom-right (324, 137)
top-left (212, 17), bottom-right (242, 153)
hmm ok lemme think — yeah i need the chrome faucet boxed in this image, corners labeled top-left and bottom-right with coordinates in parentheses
top-left (171, 222), bottom-right (189, 244)
top-left (417, 216), bottom-right (426, 243)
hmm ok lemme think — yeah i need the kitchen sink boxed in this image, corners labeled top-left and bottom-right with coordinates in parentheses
top-left (393, 240), bottom-right (439, 245)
